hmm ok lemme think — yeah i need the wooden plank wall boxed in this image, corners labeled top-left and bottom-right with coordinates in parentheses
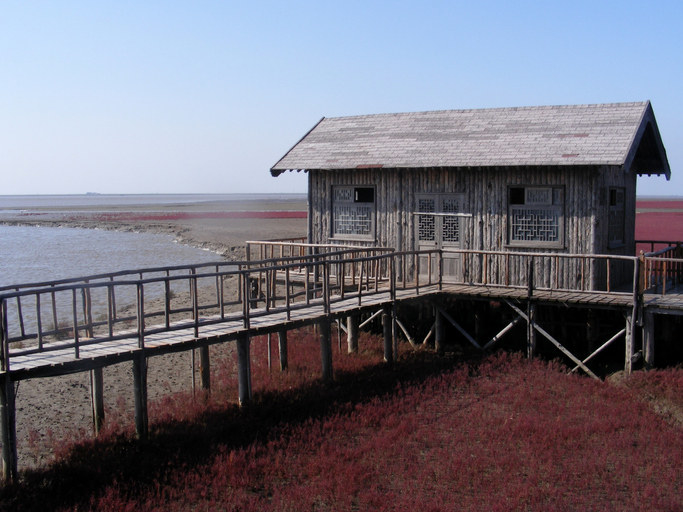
top-left (308, 165), bottom-right (638, 291)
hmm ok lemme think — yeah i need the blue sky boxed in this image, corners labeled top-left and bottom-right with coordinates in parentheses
top-left (2, 1), bottom-right (682, 196)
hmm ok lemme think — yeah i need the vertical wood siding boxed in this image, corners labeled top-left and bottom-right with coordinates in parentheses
top-left (308, 165), bottom-right (637, 290)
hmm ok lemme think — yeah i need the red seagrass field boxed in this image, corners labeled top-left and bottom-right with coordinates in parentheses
top-left (635, 200), bottom-right (683, 247)
top-left (0, 200), bottom-right (681, 511)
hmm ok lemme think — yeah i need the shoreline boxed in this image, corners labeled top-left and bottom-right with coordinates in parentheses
top-left (0, 196), bottom-right (308, 260)
top-left (0, 197), bottom-right (308, 471)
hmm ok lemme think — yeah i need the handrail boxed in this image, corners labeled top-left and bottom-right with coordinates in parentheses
top-left (3, 246), bottom-right (683, 374)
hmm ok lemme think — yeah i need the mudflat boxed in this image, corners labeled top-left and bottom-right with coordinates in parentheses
top-left (0, 195), bottom-right (308, 471)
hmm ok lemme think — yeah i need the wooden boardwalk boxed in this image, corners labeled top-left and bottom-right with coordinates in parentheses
top-left (1, 245), bottom-right (683, 481)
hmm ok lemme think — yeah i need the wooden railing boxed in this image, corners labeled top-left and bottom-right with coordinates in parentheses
top-left (640, 244), bottom-right (683, 295)
top-left (0, 248), bottom-right (439, 372)
top-left (3, 246), bottom-right (683, 373)
top-left (444, 249), bottom-right (637, 293)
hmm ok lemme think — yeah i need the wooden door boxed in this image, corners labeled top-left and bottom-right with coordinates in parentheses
top-left (416, 194), bottom-right (465, 280)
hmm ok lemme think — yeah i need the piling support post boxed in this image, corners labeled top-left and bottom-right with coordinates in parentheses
top-left (132, 353), bottom-right (148, 440)
top-left (434, 305), bottom-right (444, 354)
top-left (199, 345), bottom-right (210, 392)
top-left (90, 368), bottom-right (105, 435)
top-left (0, 374), bottom-right (17, 483)
top-left (237, 335), bottom-right (252, 405)
top-left (347, 314), bottom-right (359, 354)
top-left (278, 330), bottom-right (288, 371)
top-left (382, 305), bottom-right (394, 365)
top-left (319, 319), bottom-right (333, 382)
top-left (642, 310), bottom-right (655, 369)
top-left (527, 302), bottom-right (537, 359)
top-left (624, 310), bottom-right (634, 375)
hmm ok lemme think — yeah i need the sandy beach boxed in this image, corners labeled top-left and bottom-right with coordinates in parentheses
top-left (0, 196), bottom-right (308, 471)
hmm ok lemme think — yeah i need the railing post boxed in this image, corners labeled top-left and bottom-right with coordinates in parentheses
top-left (438, 250), bottom-right (443, 290)
top-left (137, 283), bottom-right (145, 349)
top-left (72, 288), bottom-right (80, 358)
top-left (242, 270), bottom-right (250, 330)
top-left (527, 256), bottom-right (534, 299)
top-left (191, 268), bottom-right (199, 338)
top-left (323, 261), bottom-right (330, 314)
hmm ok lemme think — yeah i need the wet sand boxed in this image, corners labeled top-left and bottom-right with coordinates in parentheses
top-left (0, 197), bottom-right (308, 471)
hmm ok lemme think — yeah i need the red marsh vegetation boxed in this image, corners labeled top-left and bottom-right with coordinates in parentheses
top-left (1, 328), bottom-right (681, 511)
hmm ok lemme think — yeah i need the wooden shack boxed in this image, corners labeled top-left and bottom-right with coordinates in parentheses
top-left (271, 102), bottom-right (670, 289)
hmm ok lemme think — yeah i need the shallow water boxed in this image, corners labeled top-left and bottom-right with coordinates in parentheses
top-left (0, 225), bottom-right (224, 336)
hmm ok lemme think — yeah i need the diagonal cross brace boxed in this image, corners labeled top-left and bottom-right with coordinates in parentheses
top-left (438, 308), bottom-right (482, 350)
top-left (570, 328), bottom-right (625, 373)
top-left (505, 301), bottom-right (600, 380)
top-left (482, 316), bottom-right (523, 351)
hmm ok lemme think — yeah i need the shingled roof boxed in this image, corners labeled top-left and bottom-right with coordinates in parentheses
top-left (271, 101), bottom-right (670, 178)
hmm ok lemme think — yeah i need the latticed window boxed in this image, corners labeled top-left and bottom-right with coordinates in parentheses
top-left (417, 198), bottom-right (436, 242)
top-left (416, 194), bottom-right (464, 245)
top-left (608, 187), bottom-right (625, 247)
top-left (332, 186), bottom-right (375, 239)
top-left (442, 197), bottom-right (461, 243)
top-left (508, 186), bottom-right (564, 247)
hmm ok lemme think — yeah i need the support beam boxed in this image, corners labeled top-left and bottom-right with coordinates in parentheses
top-left (347, 314), bottom-right (359, 354)
top-left (422, 325), bottom-right (435, 346)
top-left (642, 310), bottom-right (655, 369)
top-left (382, 305), bottom-right (394, 365)
top-left (90, 367), bottom-right (105, 435)
top-left (395, 317), bottom-right (418, 348)
top-left (482, 316), bottom-right (523, 351)
top-left (132, 353), bottom-right (148, 440)
top-left (278, 330), bottom-right (288, 371)
top-left (625, 310), bottom-right (634, 375)
top-left (434, 307), bottom-right (444, 354)
top-left (237, 335), bottom-right (252, 405)
top-left (199, 345), bottom-right (210, 392)
top-left (570, 328), bottom-right (625, 373)
top-left (359, 308), bottom-right (383, 329)
top-left (0, 374), bottom-right (17, 483)
top-left (505, 301), bottom-right (600, 380)
top-left (527, 303), bottom-right (536, 359)
top-left (438, 308), bottom-right (482, 350)
top-left (319, 319), bottom-right (333, 381)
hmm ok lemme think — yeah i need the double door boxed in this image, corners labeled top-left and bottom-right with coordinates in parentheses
top-left (415, 194), bottom-right (466, 279)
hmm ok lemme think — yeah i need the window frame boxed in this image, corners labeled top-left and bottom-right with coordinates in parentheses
top-left (330, 185), bottom-right (377, 241)
top-left (607, 187), bottom-right (625, 249)
top-left (507, 185), bottom-right (565, 249)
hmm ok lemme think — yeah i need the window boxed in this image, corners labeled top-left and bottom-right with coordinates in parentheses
top-left (332, 186), bottom-right (375, 239)
top-left (508, 186), bottom-right (564, 248)
top-left (608, 187), bottom-right (625, 248)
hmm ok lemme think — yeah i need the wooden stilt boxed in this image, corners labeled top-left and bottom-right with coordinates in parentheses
top-left (132, 353), bottom-right (148, 440)
top-left (625, 310), bottom-right (634, 375)
top-left (347, 314), bottom-right (359, 354)
top-left (382, 305), bottom-right (394, 365)
top-left (199, 345), bottom-right (210, 391)
top-left (0, 374), bottom-right (17, 483)
top-left (278, 330), bottom-right (288, 371)
top-left (527, 302), bottom-right (537, 359)
top-left (90, 367), bottom-right (104, 435)
top-left (319, 319), bottom-right (333, 381)
top-left (237, 335), bottom-right (252, 405)
top-left (434, 306), bottom-right (444, 354)
top-left (643, 310), bottom-right (655, 369)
